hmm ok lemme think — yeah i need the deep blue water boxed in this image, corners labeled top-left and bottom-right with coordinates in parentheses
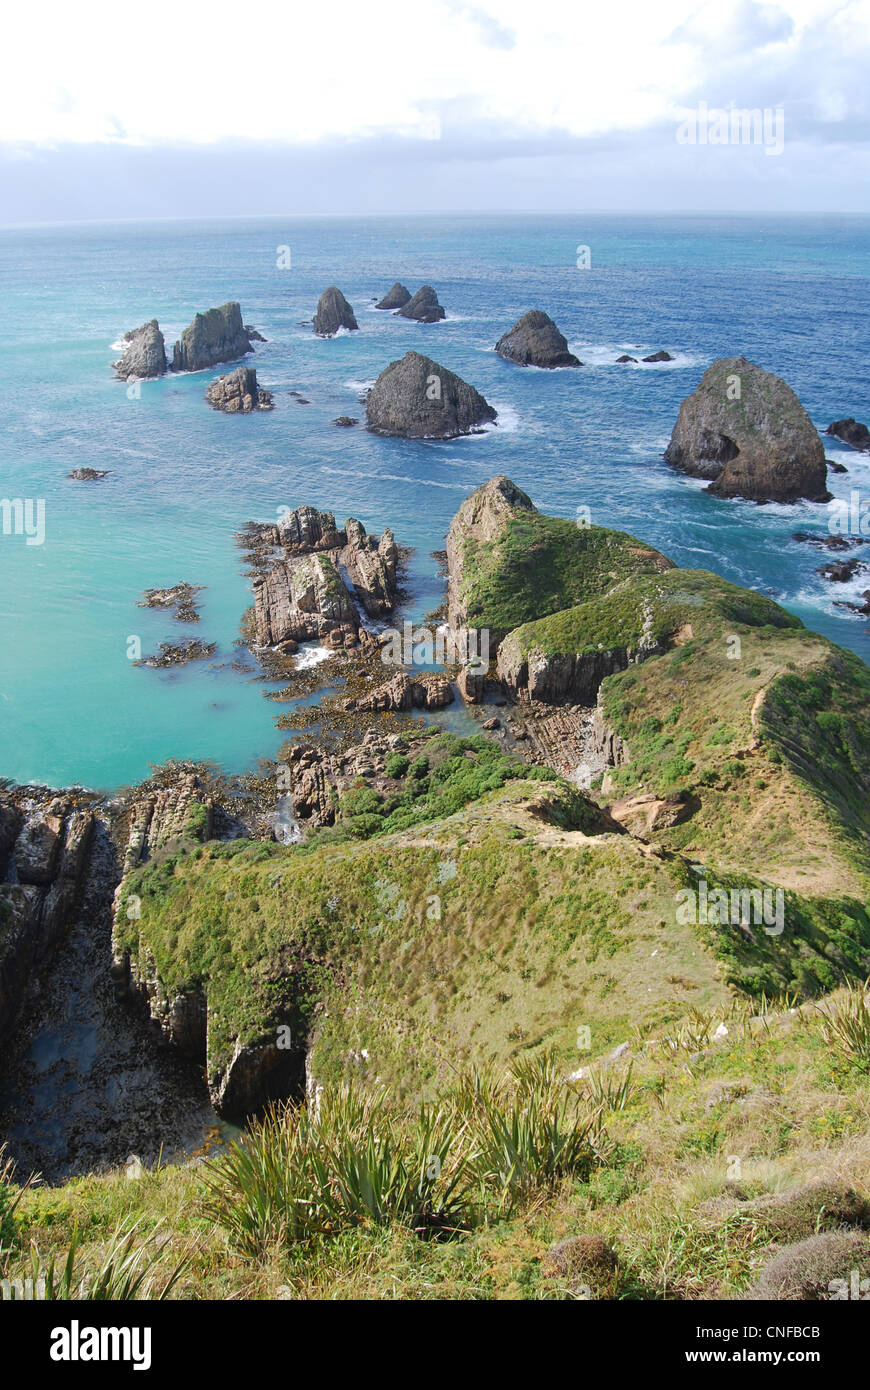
top-left (1, 213), bottom-right (868, 790)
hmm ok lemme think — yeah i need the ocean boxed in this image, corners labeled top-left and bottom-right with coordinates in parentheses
top-left (1, 212), bottom-right (869, 791)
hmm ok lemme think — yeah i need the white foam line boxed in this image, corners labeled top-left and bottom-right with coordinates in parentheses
top-left (321, 466), bottom-right (470, 490)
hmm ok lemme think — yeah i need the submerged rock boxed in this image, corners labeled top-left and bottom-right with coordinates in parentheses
top-left (313, 286), bottom-right (359, 337)
top-left (68, 468), bottom-right (110, 481)
top-left (333, 416), bottom-right (358, 427)
top-left (398, 285), bottom-right (446, 322)
top-left (205, 365), bottom-right (273, 413)
top-left (827, 418), bottom-right (870, 452)
top-left (113, 320), bottom-right (167, 380)
top-left (135, 640), bottom-right (217, 668)
top-left (376, 282), bottom-right (412, 310)
top-left (170, 302), bottom-right (253, 373)
top-left (366, 350), bottom-right (496, 438)
top-left (138, 582), bottom-right (203, 623)
top-left (495, 310), bottom-right (580, 368)
top-left (665, 356), bottom-right (830, 503)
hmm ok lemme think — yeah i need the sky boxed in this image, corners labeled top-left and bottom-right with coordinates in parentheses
top-left (1, 0), bottom-right (868, 223)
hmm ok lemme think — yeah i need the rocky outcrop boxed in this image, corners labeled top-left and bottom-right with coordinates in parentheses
top-left (398, 285), bottom-right (445, 322)
top-left (0, 791), bottom-right (96, 1045)
top-left (827, 418), bottom-right (870, 452)
top-left (643, 350), bottom-right (673, 363)
top-left (376, 282), bottom-right (412, 310)
top-left (495, 310), bottom-right (580, 368)
top-left (366, 351), bottom-right (497, 439)
top-left (251, 507), bottom-right (402, 646)
top-left (446, 475), bottom-right (534, 637)
top-left (616, 355), bottom-right (637, 364)
top-left (68, 469), bottom-right (110, 481)
top-left (205, 366), bottom-right (273, 413)
top-left (344, 672), bottom-right (453, 713)
top-left (665, 357), bottom-right (829, 503)
top-left (170, 302), bottom-right (254, 373)
top-left (607, 791), bottom-right (692, 836)
top-left (113, 320), bottom-right (167, 380)
top-left (313, 287), bottom-right (358, 337)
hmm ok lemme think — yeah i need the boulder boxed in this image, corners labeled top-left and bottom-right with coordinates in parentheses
top-left (205, 365), bottom-right (273, 413)
top-left (277, 505), bottom-right (343, 554)
top-left (818, 557), bottom-right (864, 583)
top-left (313, 286), bottom-right (358, 337)
top-left (495, 310), bottom-right (581, 368)
top-left (665, 357), bottom-right (830, 503)
top-left (643, 350), bottom-right (673, 362)
top-left (366, 350), bottom-right (496, 439)
top-left (171, 302), bottom-right (254, 372)
top-left (113, 320), bottom-right (167, 380)
top-left (376, 282), bottom-right (412, 310)
top-left (616, 354), bottom-right (637, 364)
top-left (398, 285), bottom-right (446, 322)
top-left (827, 418), bottom-right (870, 452)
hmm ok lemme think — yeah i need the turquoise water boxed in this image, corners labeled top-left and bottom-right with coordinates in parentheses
top-left (1, 213), bottom-right (869, 791)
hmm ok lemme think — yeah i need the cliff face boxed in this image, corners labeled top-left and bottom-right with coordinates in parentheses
top-left (313, 286), bottom-right (359, 337)
top-left (495, 310), bottom-right (581, 368)
top-left (366, 350), bottom-right (496, 439)
top-left (0, 792), bottom-right (96, 1045)
top-left (664, 357), bottom-right (829, 503)
top-left (170, 302), bottom-right (254, 373)
top-left (110, 773), bottom-right (304, 1118)
top-left (205, 366), bottom-right (273, 412)
top-left (113, 320), bottom-right (167, 380)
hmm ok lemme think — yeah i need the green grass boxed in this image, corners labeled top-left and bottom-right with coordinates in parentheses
top-left (457, 512), bottom-right (671, 637)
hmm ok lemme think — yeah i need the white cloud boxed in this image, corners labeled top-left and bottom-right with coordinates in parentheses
top-left (0, 0), bottom-right (715, 145)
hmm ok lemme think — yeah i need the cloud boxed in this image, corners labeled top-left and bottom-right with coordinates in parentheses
top-left (443, 1), bottom-right (517, 49)
top-left (668, 0), bottom-right (795, 56)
